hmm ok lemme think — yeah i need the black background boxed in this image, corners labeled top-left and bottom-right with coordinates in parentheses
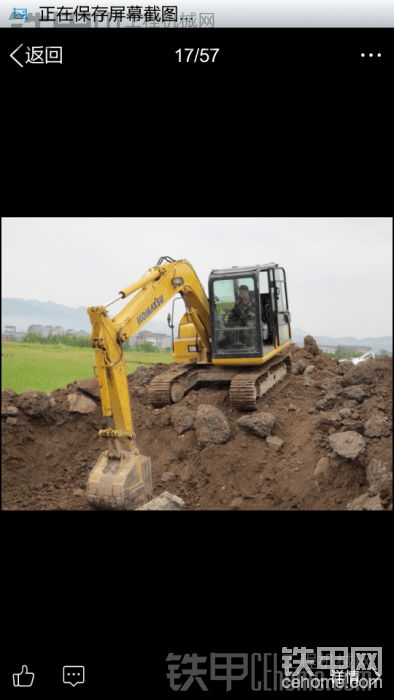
top-left (2, 26), bottom-right (392, 214)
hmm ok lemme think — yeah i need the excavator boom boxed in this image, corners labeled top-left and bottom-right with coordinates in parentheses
top-left (85, 258), bottom-right (210, 509)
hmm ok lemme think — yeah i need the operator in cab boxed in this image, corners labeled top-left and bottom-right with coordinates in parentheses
top-left (228, 285), bottom-right (256, 328)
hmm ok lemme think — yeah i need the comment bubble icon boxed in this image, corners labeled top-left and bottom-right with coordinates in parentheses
top-left (63, 666), bottom-right (85, 686)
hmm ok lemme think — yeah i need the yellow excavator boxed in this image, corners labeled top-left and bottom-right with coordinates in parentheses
top-left (86, 257), bottom-right (292, 510)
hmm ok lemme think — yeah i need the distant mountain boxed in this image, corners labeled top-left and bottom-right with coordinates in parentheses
top-left (276, 324), bottom-right (392, 352)
top-left (2, 298), bottom-right (391, 350)
top-left (292, 332), bottom-right (392, 353)
top-left (291, 326), bottom-right (311, 337)
top-left (1, 297), bottom-right (170, 336)
top-left (2, 298), bottom-right (101, 333)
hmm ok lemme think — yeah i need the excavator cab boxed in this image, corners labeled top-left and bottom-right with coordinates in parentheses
top-left (209, 264), bottom-right (292, 360)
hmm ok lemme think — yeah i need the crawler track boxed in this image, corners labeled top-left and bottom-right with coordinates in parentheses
top-left (148, 350), bottom-right (292, 410)
top-left (229, 352), bottom-right (292, 410)
top-left (148, 363), bottom-right (192, 407)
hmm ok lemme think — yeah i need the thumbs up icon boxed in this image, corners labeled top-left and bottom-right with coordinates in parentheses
top-left (13, 666), bottom-right (35, 687)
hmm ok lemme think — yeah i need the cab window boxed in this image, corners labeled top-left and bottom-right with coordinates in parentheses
top-left (213, 278), bottom-right (259, 354)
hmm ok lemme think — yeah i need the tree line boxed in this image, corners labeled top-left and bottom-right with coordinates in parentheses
top-left (7, 332), bottom-right (172, 353)
top-left (8, 332), bottom-right (91, 347)
top-left (323, 347), bottom-right (388, 359)
top-left (324, 347), bottom-right (363, 359)
top-left (125, 341), bottom-right (171, 353)
top-left (7, 334), bottom-right (388, 358)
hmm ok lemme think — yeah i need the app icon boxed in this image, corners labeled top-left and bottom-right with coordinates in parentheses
top-left (13, 666), bottom-right (34, 687)
top-left (13, 8), bottom-right (28, 19)
top-left (63, 666), bottom-right (85, 687)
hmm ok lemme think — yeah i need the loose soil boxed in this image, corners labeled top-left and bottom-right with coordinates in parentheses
top-left (1, 345), bottom-right (392, 510)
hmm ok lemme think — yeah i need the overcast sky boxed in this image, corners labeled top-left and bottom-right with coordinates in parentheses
top-left (2, 217), bottom-right (392, 339)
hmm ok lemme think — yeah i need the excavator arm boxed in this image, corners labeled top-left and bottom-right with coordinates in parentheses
top-left (114, 258), bottom-right (211, 349)
top-left (85, 257), bottom-right (211, 510)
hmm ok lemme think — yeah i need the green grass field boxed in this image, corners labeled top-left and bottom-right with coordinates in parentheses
top-left (1, 343), bottom-right (173, 395)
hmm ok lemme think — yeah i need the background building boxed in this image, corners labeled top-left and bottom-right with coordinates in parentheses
top-left (2, 326), bottom-right (26, 341)
top-left (27, 324), bottom-right (44, 334)
top-left (132, 330), bottom-right (172, 348)
top-left (318, 344), bottom-right (340, 353)
top-left (42, 325), bottom-right (53, 337)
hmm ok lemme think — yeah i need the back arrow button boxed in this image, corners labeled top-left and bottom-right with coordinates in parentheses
top-left (10, 43), bottom-right (24, 67)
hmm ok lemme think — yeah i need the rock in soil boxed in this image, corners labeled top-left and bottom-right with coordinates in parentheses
top-left (195, 404), bottom-right (230, 447)
top-left (1, 349), bottom-right (392, 511)
top-left (266, 436), bottom-right (284, 451)
top-left (236, 412), bottom-right (276, 437)
top-left (136, 491), bottom-right (184, 511)
top-left (328, 431), bottom-right (366, 460)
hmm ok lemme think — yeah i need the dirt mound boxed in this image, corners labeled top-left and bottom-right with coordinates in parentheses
top-left (1, 342), bottom-right (392, 510)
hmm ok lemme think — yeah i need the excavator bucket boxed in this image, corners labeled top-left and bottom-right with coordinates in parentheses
top-left (86, 448), bottom-right (153, 510)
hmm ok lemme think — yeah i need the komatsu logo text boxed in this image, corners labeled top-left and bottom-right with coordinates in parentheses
top-left (137, 295), bottom-right (164, 325)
